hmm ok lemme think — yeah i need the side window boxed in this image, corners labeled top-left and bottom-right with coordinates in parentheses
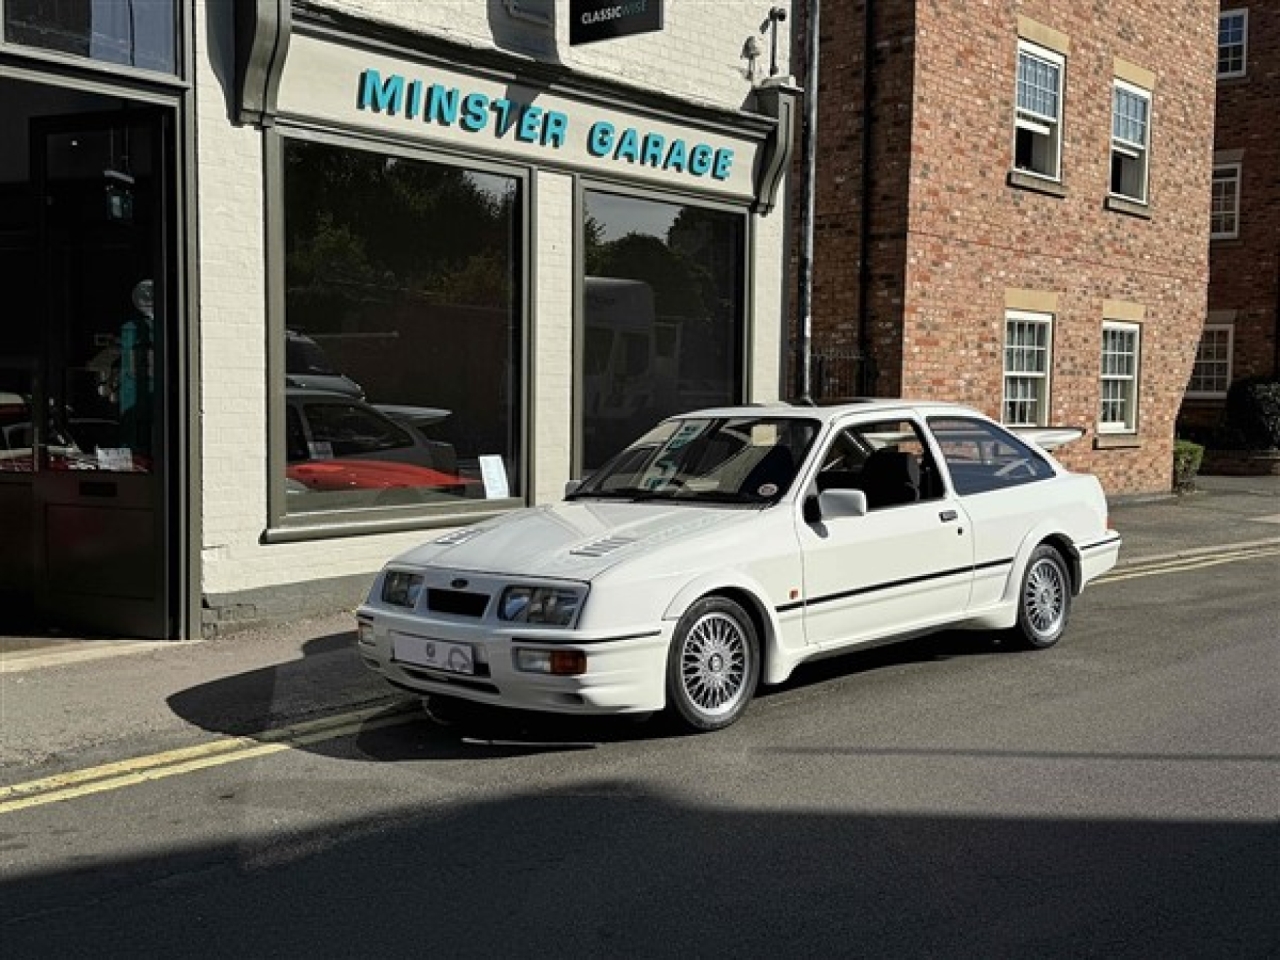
top-left (1187, 324), bottom-right (1233, 398)
top-left (927, 417), bottom-right (1052, 495)
top-left (1110, 80), bottom-right (1151, 204)
top-left (304, 402), bottom-right (414, 458)
top-left (1211, 163), bottom-right (1241, 240)
top-left (1004, 310), bottom-right (1053, 426)
top-left (1218, 9), bottom-right (1248, 79)
top-left (1014, 40), bottom-right (1065, 181)
top-left (815, 418), bottom-right (944, 509)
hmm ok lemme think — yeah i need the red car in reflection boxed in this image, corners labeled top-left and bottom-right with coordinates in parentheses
top-left (285, 389), bottom-right (478, 497)
top-left (287, 458), bottom-right (476, 494)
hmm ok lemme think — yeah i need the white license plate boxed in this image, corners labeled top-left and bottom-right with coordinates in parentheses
top-left (391, 632), bottom-right (475, 675)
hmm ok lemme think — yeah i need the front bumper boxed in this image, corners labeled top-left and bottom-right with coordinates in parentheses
top-left (355, 607), bottom-right (672, 715)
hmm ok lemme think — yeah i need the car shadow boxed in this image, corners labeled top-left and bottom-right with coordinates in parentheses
top-left (167, 626), bottom-right (1012, 760)
top-left (770, 627), bottom-right (1007, 697)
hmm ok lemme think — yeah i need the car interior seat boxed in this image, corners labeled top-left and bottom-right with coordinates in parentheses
top-left (859, 448), bottom-right (921, 509)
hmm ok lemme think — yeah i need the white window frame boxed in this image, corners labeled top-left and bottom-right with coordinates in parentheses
top-left (1110, 80), bottom-right (1151, 204)
top-left (1003, 310), bottom-right (1053, 427)
top-left (1099, 321), bottom-right (1141, 434)
top-left (1187, 325), bottom-right (1234, 399)
top-left (1013, 41), bottom-right (1065, 182)
top-left (1211, 163), bottom-right (1241, 239)
top-left (1218, 9), bottom-right (1248, 79)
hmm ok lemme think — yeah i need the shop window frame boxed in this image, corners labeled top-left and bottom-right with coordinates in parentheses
top-left (262, 125), bottom-right (533, 543)
top-left (573, 178), bottom-right (752, 480)
top-left (0, 0), bottom-right (187, 81)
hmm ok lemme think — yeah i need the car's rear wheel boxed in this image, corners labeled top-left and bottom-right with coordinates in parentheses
top-left (665, 596), bottom-right (759, 732)
top-left (1012, 544), bottom-right (1071, 649)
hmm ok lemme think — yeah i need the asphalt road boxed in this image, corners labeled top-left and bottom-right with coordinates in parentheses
top-left (2, 554), bottom-right (1277, 959)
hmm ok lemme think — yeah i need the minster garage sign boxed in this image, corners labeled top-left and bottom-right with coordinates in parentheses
top-left (570, 0), bottom-right (663, 46)
top-left (357, 68), bottom-right (734, 182)
top-left (275, 33), bottom-right (758, 201)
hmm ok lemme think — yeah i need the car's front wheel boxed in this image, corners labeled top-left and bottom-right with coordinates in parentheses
top-left (1011, 544), bottom-right (1072, 649)
top-left (665, 596), bottom-right (760, 732)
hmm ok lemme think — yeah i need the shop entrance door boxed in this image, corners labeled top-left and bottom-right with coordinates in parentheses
top-left (1, 109), bottom-right (175, 638)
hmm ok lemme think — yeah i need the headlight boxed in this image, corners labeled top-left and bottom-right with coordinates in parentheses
top-left (381, 571), bottom-right (424, 608)
top-left (498, 586), bottom-right (582, 626)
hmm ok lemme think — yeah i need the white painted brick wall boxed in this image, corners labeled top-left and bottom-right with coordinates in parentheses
top-left (308, 1), bottom-right (792, 109)
top-left (193, 1), bottom-right (792, 599)
top-left (531, 170), bottom-right (576, 503)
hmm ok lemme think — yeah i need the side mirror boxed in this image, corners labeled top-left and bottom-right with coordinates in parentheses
top-left (817, 488), bottom-right (868, 519)
top-left (564, 479), bottom-right (582, 498)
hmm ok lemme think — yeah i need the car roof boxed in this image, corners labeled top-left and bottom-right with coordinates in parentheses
top-left (669, 399), bottom-right (983, 425)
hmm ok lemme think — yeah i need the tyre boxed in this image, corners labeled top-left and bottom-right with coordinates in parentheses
top-left (1011, 544), bottom-right (1072, 649)
top-left (665, 596), bottom-right (760, 732)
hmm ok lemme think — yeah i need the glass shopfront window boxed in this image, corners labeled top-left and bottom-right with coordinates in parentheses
top-left (581, 190), bottom-right (745, 471)
top-left (3, 0), bottom-right (177, 73)
top-left (281, 138), bottom-right (523, 516)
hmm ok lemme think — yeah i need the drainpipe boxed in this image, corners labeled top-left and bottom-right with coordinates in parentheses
top-left (856, 0), bottom-right (876, 395)
top-left (794, 0), bottom-right (820, 403)
top-left (1274, 254), bottom-right (1280, 377)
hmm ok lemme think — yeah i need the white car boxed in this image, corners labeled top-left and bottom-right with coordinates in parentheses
top-left (356, 401), bottom-right (1121, 732)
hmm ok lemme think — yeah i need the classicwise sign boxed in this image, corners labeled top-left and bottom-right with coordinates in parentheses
top-left (569, 0), bottom-right (664, 46)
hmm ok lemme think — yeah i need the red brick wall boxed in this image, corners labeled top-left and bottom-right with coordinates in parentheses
top-left (1184, 0), bottom-right (1280, 433)
top-left (790, 0), bottom-right (918, 395)
top-left (805, 0), bottom-right (1218, 495)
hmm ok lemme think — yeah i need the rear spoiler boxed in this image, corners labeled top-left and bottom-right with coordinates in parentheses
top-left (1011, 426), bottom-right (1086, 451)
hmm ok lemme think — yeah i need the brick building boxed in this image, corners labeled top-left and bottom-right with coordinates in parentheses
top-left (799, 1), bottom-right (1219, 495)
top-left (1179, 1), bottom-right (1280, 438)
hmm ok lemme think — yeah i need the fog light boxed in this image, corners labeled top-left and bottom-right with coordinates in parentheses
top-left (515, 648), bottom-right (586, 676)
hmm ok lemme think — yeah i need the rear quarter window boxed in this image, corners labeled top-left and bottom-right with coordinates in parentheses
top-left (927, 416), bottom-right (1053, 495)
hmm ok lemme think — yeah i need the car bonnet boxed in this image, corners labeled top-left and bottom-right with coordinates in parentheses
top-left (393, 500), bottom-right (761, 580)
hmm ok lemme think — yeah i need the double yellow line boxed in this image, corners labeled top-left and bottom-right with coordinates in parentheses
top-left (0, 701), bottom-right (416, 816)
top-left (1098, 543), bottom-right (1280, 584)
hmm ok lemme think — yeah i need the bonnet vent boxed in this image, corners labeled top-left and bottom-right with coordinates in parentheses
top-left (571, 536), bottom-right (637, 558)
top-left (434, 528), bottom-right (485, 546)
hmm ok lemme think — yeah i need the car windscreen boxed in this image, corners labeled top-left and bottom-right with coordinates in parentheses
top-left (572, 416), bottom-right (820, 504)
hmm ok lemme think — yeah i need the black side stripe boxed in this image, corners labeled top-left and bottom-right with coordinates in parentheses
top-left (1078, 534), bottom-right (1122, 553)
top-left (776, 557), bottom-right (1014, 613)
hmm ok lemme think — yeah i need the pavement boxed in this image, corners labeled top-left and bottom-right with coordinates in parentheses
top-left (1, 473), bottom-right (1277, 774)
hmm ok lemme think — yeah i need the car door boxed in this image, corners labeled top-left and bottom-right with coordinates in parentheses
top-left (798, 415), bottom-right (974, 648)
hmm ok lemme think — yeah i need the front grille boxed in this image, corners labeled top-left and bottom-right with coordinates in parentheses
top-left (427, 588), bottom-right (490, 617)
top-left (394, 671), bottom-right (499, 695)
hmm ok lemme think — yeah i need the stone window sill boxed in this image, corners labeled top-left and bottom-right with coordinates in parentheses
top-left (1007, 170), bottom-right (1068, 198)
top-left (1104, 195), bottom-right (1151, 219)
top-left (1093, 433), bottom-right (1143, 450)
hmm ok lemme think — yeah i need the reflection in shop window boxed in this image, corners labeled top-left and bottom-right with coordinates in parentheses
top-left (4, 0), bottom-right (177, 73)
top-left (582, 190), bottom-right (745, 471)
top-left (281, 139), bottom-right (522, 515)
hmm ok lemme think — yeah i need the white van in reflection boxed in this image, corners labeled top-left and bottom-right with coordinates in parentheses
top-left (583, 278), bottom-right (681, 456)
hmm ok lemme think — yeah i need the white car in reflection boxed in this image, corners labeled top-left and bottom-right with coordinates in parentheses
top-left (357, 401), bottom-right (1121, 732)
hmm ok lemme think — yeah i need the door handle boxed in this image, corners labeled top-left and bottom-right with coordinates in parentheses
top-left (939, 510), bottom-right (958, 522)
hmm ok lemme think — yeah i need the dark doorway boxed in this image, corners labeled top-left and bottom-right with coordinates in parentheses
top-left (0, 80), bottom-right (177, 639)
